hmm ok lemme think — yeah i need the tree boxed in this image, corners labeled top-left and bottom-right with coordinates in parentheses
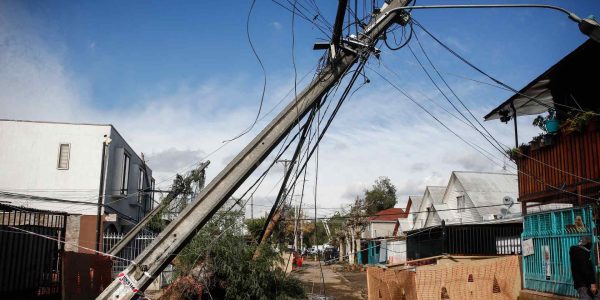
top-left (244, 217), bottom-right (267, 241)
top-left (364, 176), bottom-right (397, 214)
top-left (162, 208), bottom-right (304, 300)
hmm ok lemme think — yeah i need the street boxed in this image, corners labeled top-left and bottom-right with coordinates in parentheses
top-left (291, 260), bottom-right (366, 300)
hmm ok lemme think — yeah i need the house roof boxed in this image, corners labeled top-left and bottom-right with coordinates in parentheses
top-left (0, 119), bottom-right (112, 127)
top-left (484, 39), bottom-right (599, 121)
top-left (452, 171), bottom-right (520, 217)
top-left (427, 186), bottom-right (446, 205)
top-left (394, 218), bottom-right (414, 236)
top-left (427, 171), bottom-right (520, 225)
top-left (407, 195), bottom-right (422, 214)
top-left (369, 208), bottom-right (406, 221)
top-left (433, 203), bottom-right (457, 222)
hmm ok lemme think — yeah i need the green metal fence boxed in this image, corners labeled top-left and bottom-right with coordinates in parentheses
top-left (522, 206), bottom-right (597, 297)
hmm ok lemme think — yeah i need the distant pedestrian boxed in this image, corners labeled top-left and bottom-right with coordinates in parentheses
top-left (570, 236), bottom-right (598, 300)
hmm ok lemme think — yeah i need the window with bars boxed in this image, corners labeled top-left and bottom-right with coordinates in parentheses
top-left (57, 144), bottom-right (70, 170)
top-left (121, 153), bottom-right (130, 195)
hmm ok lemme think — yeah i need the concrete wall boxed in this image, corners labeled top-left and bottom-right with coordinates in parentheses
top-left (0, 120), bottom-right (109, 214)
top-left (0, 120), bottom-right (152, 232)
top-left (363, 221), bottom-right (396, 239)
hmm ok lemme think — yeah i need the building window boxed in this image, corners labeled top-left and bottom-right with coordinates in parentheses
top-left (57, 143), bottom-right (70, 170)
top-left (121, 153), bottom-right (130, 195)
top-left (151, 178), bottom-right (156, 209)
top-left (138, 168), bottom-right (145, 203)
top-left (457, 195), bottom-right (465, 213)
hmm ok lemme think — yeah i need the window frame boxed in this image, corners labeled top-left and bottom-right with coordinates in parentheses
top-left (121, 152), bottom-right (130, 195)
top-left (138, 168), bottom-right (145, 203)
top-left (57, 143), bottom-right (71, 170)
top-left (151, 178), bottom-right (156, 209)
top-left (457, 195), bottom-right (466, 213)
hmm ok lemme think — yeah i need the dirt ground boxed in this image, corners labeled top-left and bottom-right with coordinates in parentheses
top-left (291, 259), bottom-right (367, 300)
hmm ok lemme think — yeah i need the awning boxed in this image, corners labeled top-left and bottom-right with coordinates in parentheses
top-left (484, 39), bottom-right (597, 121)
top-left (484, 79), bottom-right (554, 121)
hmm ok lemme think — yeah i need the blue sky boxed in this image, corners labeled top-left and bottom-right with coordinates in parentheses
top-left (1, 0), bottom-right (599, 216)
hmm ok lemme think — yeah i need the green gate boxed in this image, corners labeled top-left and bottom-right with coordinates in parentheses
top-left (522, 206), bottom-right (597, 297)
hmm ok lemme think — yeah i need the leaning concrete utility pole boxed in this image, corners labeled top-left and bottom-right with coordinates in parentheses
top-left (107, 161), bottom-right (210, 256)
top-left (98, 1), bottom-right (410, 298)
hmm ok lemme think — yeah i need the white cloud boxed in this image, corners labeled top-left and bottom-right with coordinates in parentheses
top-left (270, 21), bottom-right (283, 31)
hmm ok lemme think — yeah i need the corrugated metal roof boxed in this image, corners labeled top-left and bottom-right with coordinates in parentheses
top-left (408, 195), bottom-right (423, 213)
top-left (433, 171), bottom-right (520, 224)
top-left (453, 171), bottom-right (520, 218)
top-left (427, 186), bottom-right (446, 205)
top-left (433, 203), bottom-right (457, 222)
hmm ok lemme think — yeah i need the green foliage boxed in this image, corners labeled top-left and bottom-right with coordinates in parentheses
top-left (564, 111), bottom-right (597, 133)
top-left (244, 217), bottom-right (266, 241)
top-left (305, 221), bottom-right (328, 248)
top-left (364, 176), bottom-right (397, 214)
top-left (175, 209), bottom-right (304, 300)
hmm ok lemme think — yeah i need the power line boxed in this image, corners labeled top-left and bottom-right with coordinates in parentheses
top-left (410, 27), bottom-right (507, 154)
top-left (370, 64), bottom-right (600, 206)
top-left (223, 0), bottom-right (268, 142)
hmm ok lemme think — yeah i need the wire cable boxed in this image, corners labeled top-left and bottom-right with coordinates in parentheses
top-left (223, 0), bottom-right (267, 142)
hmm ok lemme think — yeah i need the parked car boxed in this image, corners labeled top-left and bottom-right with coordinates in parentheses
top-left (323, 247), bottom-right (339, 264)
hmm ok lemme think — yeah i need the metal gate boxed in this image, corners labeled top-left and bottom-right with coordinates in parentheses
top-left (0, 203), bottom-right (67, 299)
top-left (522, 205), bottom-right (597, 298)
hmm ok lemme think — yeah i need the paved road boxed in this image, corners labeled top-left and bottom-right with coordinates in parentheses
top-left (291, 260), bottom-right (366, 300)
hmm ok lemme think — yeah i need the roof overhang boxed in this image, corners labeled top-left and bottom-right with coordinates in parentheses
top-left (484, 39), bottom-right (595, 121)
top-left (484, 79), bottom-right (554, 121)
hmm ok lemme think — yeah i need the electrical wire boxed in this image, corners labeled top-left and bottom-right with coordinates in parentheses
top-left (406, 42), bottom-right (507, 157)
top-left (411, 19), bottom-right (555, 111)
top-left (411, 28), bottom-right (507, 154)
top-left (370, 64), bottom-right (600, 207)
top-left (271, 0), bottom-right (332, 38)
top-left (223, 0), bottom-right (268, 143)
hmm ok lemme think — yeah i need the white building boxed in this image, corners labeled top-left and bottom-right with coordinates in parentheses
top-left (412, 186), bottom-right (446, 230)
top-left (0, 120), bottom-right (154, 233)
top-left (422, 171), bottom-right (521, 227)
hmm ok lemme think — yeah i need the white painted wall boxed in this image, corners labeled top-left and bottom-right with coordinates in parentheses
top-left (362, 221), bottom-right (396, 239)
top-left (386, 240), bottom-right (406, 265)
top-left (0, 120), bottom-right (152, 232)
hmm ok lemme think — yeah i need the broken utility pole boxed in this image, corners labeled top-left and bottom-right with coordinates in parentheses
top-left (98, 1), bottom-right (411, 298)
top-left (107, 161), bottom-right (210, 257)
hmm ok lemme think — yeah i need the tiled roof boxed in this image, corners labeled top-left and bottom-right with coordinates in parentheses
top-left (369, 208), bottom-right (407, 221)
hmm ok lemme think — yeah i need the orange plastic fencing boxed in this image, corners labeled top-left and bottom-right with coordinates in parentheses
top-left (367, 256), bottom-right (521, 300)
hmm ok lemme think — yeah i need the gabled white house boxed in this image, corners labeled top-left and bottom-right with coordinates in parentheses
top-left (0, 119), bottom-right (154, 234)
top-left (423, 171), bottom-right (520, 227)
top-left (393, 195), bottom-right (421, 236)
top-left (412, 186), bottom-right (445, 230)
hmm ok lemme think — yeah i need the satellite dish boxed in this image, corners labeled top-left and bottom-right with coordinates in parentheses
top-left (503, 196), bottom-right (515, 208)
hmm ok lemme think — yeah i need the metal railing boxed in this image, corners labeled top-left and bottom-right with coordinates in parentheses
top-left (103, 232), bottom-right (157, 277)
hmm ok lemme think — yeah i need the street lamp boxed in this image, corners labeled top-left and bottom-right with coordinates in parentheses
top-left (373, 3), bottom-right (600, 43)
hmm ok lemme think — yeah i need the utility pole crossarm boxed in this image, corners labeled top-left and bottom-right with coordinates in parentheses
top-left (98, 1), bottom-right (409, 298)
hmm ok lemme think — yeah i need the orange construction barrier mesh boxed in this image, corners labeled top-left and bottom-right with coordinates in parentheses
top-left (367, 255), bottom-right (521, 300)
